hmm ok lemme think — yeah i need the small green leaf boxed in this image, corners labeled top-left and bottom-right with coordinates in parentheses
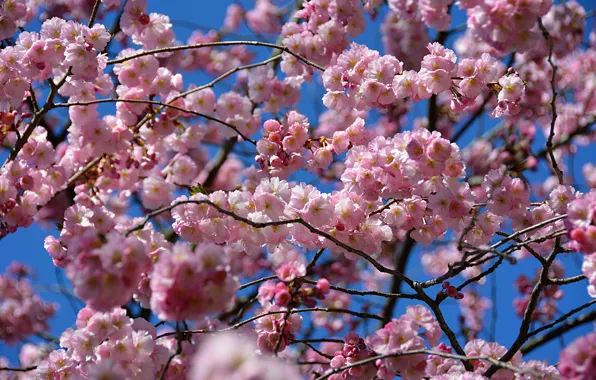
top-left (190, 183), bottom-right (208, 195)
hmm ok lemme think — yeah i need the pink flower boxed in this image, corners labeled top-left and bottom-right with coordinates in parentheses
top-left (275, 261), bottom-right (306, 282)
top-left (559, 331), bottom-right (596, 379)
top-left (150, 242), bottom-right (238, 320)
top-left (497, 73), bottom-right (525, 102)
top-left (190, 332), bottom-right (302, 380)
top-left (419, 68), bottom-right (451, 94)
top-left (141, 176), bottom-right (175, 210)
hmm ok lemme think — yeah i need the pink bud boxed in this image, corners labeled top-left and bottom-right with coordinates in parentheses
top-left (316, 278), bottom-right (331, 294)
top-left (139, 13), bottom-right (150, 25)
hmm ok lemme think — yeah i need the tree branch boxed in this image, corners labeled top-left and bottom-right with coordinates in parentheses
top-left (107, 41), bottom-right (325, 71)
top-left (537, 17), bottom-right (564, 184)
top-left (521, 307), bottom-right (596, 355)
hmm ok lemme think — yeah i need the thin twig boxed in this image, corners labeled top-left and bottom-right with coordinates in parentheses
top-left (0, 366), bottom-right (37, 372)
top-left (88, 0), bottom-right (101, 27)
top-left (521, 308), bottom-right (596, 355)
top-left (526, 300), bottom-right (596, 340)
top-left (53, 98), bottom-right (257, 145)
top-left (107, 41), bottom-right (325, 71)
top-left (125, 199), bottom-right (414, 285)
top-left (537, 18), bottom-right (564, 184)
top-left (315, 349), bottom-right (542, 380)
top-left (484, 241), bottom-right (561, 377)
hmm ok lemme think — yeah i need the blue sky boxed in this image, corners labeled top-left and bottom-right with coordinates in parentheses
top-left (1, 0), bottom-right (595, 369)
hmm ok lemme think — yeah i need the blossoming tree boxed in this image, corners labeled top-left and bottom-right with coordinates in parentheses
top-left (0, 0), bottom-right (595, 379)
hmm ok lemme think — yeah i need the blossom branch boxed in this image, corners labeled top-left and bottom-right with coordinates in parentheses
top-left (547, 274), bottom-right (586, 285)
top-left (156, 307), bottom-right (386, 339)
top-left (527, 299), bottom-right (596, 340)
top-left (415, 289), bottom-right (473, 370)
top-left (88, 0), bottom-right (101, 27)
top-left (314, 349), bottom-right (542, 380)
top-left (53, 98), bottom-right (258, 145)
top-left (537, 17), bottom-right (564, 184)
top-left (380, 235), bottom-right (416, 325)
top-left (300, 278), bottom-right (419, 300)
top-left (0, 366), bottom-right (37, 372)
top-left (159, 323), bottom-right (183, 380)
top-left (521, 307), bottom-right (596, 355)
top-left (106, 41), bottom-right (325, 71)
top-left (239, 275), bottom-right (278, 290)
top-left (484, 240), bottom-right (561, 377)
top-left (126, 199), bottom-right (413, 284)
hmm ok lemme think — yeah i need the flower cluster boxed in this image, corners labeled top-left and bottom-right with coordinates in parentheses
top-left (189, 332), bottom-right (302, 380)
top-left (65, 230), bottom-right (150, 311)
top-left (281, 0), bottom-right (366, 78)
top-left (0, 264), bottom-right (56, 344)
top-left (247, 66), bottom-right (300, 113)
top-left (381, 9), bottom-right (429, 70)
top-left (34, 307), bottom-right (175, 379)
top-left (253, 304), bottom-right (302, 353)
top-left (542, 1), bottom-right (586, 58)
top-left (566, 189), bottom-right (596, 254)
top-left (387, 0), bottom-right (452, 32)
top-left (323, 42), bottom-right (524, 117)
top-left (255, 114), bottom-right (311, 178)
top-left (329, 332), bottom-right (377, 380)
top-left (582, 253), bottom-right (596, 298)
top-left (367, 305), bottom-right (440, 379)
top-left (150, 242), bottom-right (239, 321)
top-left (458, 290), bottom-right (492, 339)
top-left (245, 0), bottom-right (284, 35)
top-left (559, 330), bottom-right (596, 379)
top-left (323, 42), bottom-right (403, 111)
top-left (44, 197), bottom-right (151, 309)
top-left (343, 129), bottom-right (473, 245)
top-left (0, 0), bottom-right (27, 40)
top-left (120, 0), bottom-right (176, 50)
top-left (460, 0), bottom-right (553, 55)
top-left (258, 271), bottom-right (331, 308)
top-left (421, 244), bottom-right (485, 281)
top-left (0, 130), bottom-right (62, 237)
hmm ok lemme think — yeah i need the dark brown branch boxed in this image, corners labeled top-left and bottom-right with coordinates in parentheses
top-left (53, 98), bottom-right (257, 145)
top-left (521, 307), bottom-right (596, 355)
top-left (156, 307), bottom-right (385, 339)
top-left (0, 366), bottom-right (37, 372)
top-left (537, 17), bottom-right (564, 184)
top-left (380, 236), bottom-right (415, 325)
top-left (547, 274), bottom-right (586, 285)
top-left (527, 299), bottom-right (596, 340)
top-left (416, 288), bottom-right (474, 371)
top-left (484, 241), bottom-right (561, 377)
top-left (159, 324), bottom-right (183, 380)
top-left (126, 199), bottom-right (414, 285)
top-left (239, 275), bottom-right (278, 290)
top-left (534, 120), bottom-right (595, 159)
top-left (314, 349), bottom-right (541, 380)
top-left (88, 0), bottom-right (101, 27)
top-left (107, 41), bottom-right (325, 71)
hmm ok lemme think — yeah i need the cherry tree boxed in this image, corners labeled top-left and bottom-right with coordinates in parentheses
top-left (0, 0), bottom-right (595, 379)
